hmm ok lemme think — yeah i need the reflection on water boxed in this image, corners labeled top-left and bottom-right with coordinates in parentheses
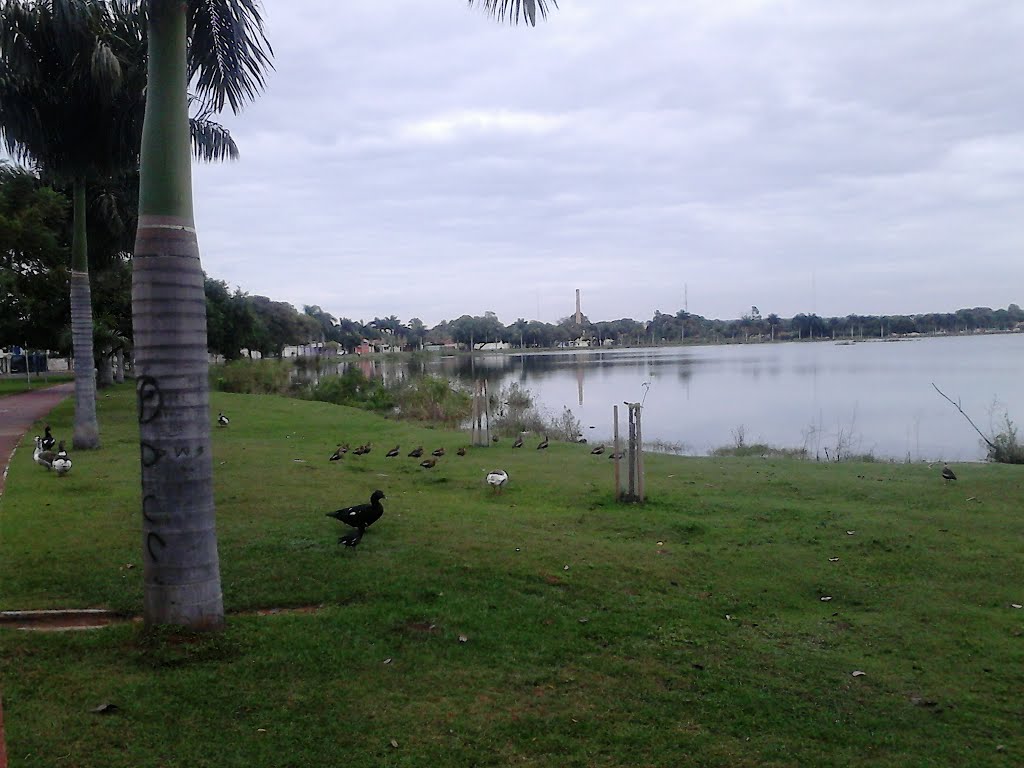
top-left (322, 334), bottom-right (1024, 460)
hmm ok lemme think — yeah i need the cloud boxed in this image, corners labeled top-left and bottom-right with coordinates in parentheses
top-left (189, 0), bottom-right (1024, 325)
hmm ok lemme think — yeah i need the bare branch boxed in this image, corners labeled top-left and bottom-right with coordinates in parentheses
top-left (931, 382), bottom-right (998, 451)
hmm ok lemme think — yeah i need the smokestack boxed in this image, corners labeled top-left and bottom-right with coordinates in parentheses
top-left (575, 289), bottom-right (582, 325)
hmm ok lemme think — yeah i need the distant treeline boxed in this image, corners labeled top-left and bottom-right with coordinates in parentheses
top-left (203, 280), bottom-right (1024, 359)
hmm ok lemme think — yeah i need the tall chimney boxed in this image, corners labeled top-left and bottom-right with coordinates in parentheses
top-left (575, 289), bottom-right (582, 325)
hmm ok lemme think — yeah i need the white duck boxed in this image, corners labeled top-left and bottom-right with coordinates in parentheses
top-left (52, 441), bottom-right (72, 476)
top-left (486, 469), bottom-right (509, 493)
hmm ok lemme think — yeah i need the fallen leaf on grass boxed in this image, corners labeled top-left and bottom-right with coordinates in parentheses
top-left (390, 739), bottom-right (399, 749)
top-left (851, 671), bottom-right (866, 677)
top-left (820, 596), bottom-right (833, 602)
top-left (846, 531), bottom-right (856, 535)
top-left (578, 617), bottom-right (588, 624)
top-left (90, 703), bottom-right (118, 714)
top-left (1012, 604), bottom-right (1022, 609)
top-left (458, 634), bottom-right (468, 643)
top-left (563, 565), bottom-right (570, 571)
top-left (828, 557), bottom-right (840, 562)
top-left (383, 658), bottom-right (393, 664)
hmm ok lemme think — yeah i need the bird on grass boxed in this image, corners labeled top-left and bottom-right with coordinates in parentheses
top-left (591, 444), bottom-right (605, 455)
top-left (217, 412), bottom-right (230, 427)
top-left (456, 446), bottom-right (467, 456)
top-left (329, 444), bottom-right (348, 461)
top-left (486, 469), bottom-right (509, 493)
top-left (52, 441), bottom-right (72, 476)
top-left (41, 425), bottom-right (56, 452)
top-left (326, 490), bottom-right (386, 535)
top-left (353, 443), bottom-right (372, 456)
top-left (32, 436), bottom-right (56, 469)
top-left (608, 450), bottom-right (624, 460)
top-left (386, 445), bottom-right (400, 458)
top-left (942, 463), bottom-right (957, 483)
top-left (492, 435), bottom-right (499, 443)
top-left (337, 529), bottom-right (363, 549)
top-left (408, 446), bottom-right (423, 458)
top-left (420, 458), bottom-right (437, 469)
top-left (513, 435), bottom-right (524, 449)
top-left (431, 447), bottom-right (445, 457)
top-left (536, 435), bottom-right (549, 450)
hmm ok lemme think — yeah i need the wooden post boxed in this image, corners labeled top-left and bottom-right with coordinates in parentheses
top-left (627, 404), bottom-right (637, 500)
top-left (636, 404), bottom-right (645, 502)
top-left (613, 405), bottom-right (621, 501)
top-left (483, 379), bottom-right (491, 445)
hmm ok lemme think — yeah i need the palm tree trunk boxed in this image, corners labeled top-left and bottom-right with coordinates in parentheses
top-left (132, 0), bottom-right (223, 630)
top-left (71, 180), bottom-right (100, 449)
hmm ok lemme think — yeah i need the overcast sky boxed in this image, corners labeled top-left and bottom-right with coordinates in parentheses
top-left (191, 0), bottom-right (1024, 327)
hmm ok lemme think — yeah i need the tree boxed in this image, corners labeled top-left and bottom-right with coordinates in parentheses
top-left (131, 0), bottom-right (552, 630)
top-left (0, 163), bottom-right (69, 349)
top-left (0, 0), bottom-right (146, 447)
top-left (0, 0), bottom-right (238, 451)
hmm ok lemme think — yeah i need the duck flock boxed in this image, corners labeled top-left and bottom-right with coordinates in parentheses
top-left (30, 410), bottom-right (962, 556)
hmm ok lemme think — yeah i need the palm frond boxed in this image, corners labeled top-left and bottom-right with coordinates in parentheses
top-left (189, 113), bottom-right (238, 162)
top-left (467, 0), bottom-right (557, 26)
top-left (186, 0), bottom-right (273, 114)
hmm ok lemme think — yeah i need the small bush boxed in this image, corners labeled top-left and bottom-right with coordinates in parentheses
top-left (214, 359), bottom-right (292, 395)
top-left (392, 375), bottom-right (471, 425)
top-left (491, 383), bottom-right (547, 436)
top-left (308, 369), bottom-right (394, 411)
top-left (987, 414), bottom-right (1024, 464)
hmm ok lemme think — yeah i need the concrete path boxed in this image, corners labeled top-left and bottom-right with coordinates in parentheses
top-left (0, 382), bottom-right (74, 499)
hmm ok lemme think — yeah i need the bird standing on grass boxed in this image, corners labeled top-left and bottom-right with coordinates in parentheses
top-left (52, 441), bottom-right (72, 476)
top-left (536, 435), bottom-right (549, 450)
top-left (457, 447), bottom-right (467, 456)
top-left (337, 529), bottom-right (363, 549)
top-left (217, 412), bottom-right (230, 427)
top-left (386, 445), bottom-right (400, 458)
top-left (32, 436), bottom-right (55, 469)
top-left (431, 447), bottom-right (445, 457)
top-left (326, 490), bottom-right (386, 536)
top-left (408, 446), bottom-right (423, 458)
top-left (329, 444), bottom-right (348, 461)
top-left (513, 434), bottom-right (524, 448)
top-left (942, 463), bottom-right (957, 483)
top-left (41, 425), bottom-right (56, 452)
top-left (420, 458), bottom-right (437, 469)
top-left (486, 469), bottom-right (509, 493)
top-left (591, 444), bottom-right (605, 455)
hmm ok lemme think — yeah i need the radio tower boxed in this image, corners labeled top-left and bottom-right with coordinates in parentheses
top-left (575, 289), bottom-right (582, 325)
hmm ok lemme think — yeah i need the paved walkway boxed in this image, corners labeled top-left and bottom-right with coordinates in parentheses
top-left (0, 382), bottom-right (74, 499)
top-left (0, 382), bottom-right (74, 767)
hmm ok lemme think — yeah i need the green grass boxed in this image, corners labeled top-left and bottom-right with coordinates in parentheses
top-left (1, 384), bottom-right (1022, 767)
top-left (0, 374), bottom-right (73, 396)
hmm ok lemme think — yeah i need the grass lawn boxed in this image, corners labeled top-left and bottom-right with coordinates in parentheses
top-left (1, 384), bottom-right (1022, 767)
top-left (0, 374), bottom-right (74, 396)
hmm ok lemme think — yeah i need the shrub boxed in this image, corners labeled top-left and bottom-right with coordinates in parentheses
top-left (308, 369), bottom-right (394, 411)
top-left (214, 359), bottom-right (292, 395)
top-left (987, 414), bottom-right (1024, 464)
top-left (392, 375), bottom-right (471, 425)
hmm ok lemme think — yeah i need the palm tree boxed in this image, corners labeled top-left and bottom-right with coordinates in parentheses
top-left (132, 0), bottom-right (553, 630)
top-left (0, 0), bottom-right (237, 452)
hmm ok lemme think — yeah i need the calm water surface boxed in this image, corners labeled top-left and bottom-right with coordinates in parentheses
top-left (350, 335), bottom-right (1024, 461)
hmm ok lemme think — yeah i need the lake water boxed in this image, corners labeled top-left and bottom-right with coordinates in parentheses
top-left (345, 334), bottom-right (1024, 461)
